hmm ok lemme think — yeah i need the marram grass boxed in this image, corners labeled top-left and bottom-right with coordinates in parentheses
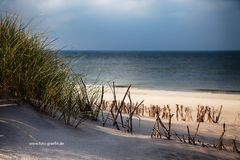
top-left (0, 14), bottom-right (101, 126)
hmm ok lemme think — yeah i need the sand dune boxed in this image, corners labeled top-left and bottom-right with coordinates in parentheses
top-left (0, 99), bottom-right (240, 159)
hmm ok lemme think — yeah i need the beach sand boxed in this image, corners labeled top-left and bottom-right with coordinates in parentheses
top-left (0, 89), bottom-right (240, 159)
top-left (104, 87), bottom-right (240, 124)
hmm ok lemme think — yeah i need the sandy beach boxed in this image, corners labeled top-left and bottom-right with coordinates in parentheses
top-left (104, 87), bottom-right (240, 124)
top-left (1, 89), bottom-right (240, 159)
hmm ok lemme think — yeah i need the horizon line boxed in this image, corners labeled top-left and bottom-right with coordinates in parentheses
top-left (59, 49), bottom-right (240, 52)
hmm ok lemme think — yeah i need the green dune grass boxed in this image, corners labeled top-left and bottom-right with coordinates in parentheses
top-left (0, 14), bottom-right (101, 126)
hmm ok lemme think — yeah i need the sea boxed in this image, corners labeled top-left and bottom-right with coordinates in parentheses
top-left (59, 50), bottom-right (240, 93)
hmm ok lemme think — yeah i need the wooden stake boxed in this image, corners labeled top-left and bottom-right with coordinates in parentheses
top-left (93, 85), bottom-right (104, 121)
top-left (113, 85), bottom-right (131, 130)
top-left (193, 122), bottom-right (200, 143)
top-left (187, 126), bottom-right (192, 144)
top-left (216, 123), bottom-right (226, 150)
top-left (233, 138), bottom-right (240, 153)
top-left (176, 104), bottom-right (179, 121)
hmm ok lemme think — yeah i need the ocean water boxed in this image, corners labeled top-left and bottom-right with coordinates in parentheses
top-left (59, 50), bottom-right (240, 93)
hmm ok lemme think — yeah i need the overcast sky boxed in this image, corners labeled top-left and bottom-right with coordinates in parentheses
top-left (1, 0), bottom-right (240, 50)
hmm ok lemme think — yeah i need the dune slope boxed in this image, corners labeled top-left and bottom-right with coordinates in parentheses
top-left (0, 104), bottom-right (239, 160)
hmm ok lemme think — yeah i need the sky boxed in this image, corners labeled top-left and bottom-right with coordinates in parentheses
top-left (0, 0), bottom-right (240, 51)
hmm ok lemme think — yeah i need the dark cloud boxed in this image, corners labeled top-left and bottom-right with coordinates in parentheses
top-left (1, 0), bottom-right (240, 50)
